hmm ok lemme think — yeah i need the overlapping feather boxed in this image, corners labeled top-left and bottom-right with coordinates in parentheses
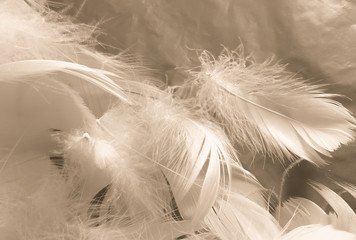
top-left (276, 182), bottom-right (356, 237)
top-left (1, 0), bottom-right (356, 239)
top-left (0, 0), bottom-right (165, 117)
top-left (62, 97), bottom-right (245, 231)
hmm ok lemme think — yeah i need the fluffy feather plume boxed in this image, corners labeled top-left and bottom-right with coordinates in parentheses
top-left (176, 49), bottom-right (356, 164)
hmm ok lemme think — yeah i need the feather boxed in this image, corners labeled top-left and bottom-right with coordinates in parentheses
top-left (142, 103), bottom-right (238, 227)
top-left (205, 192), bottom-right (280, 240)
top-left (275, 183), bottom-right (356, 236)
top-left (0, 0), bottom-right (164, 118)
top-left (0, 0), bottom-right (97, 64)
top-left (0, 79), bottom-right (95, 153)
top-left (2, 0), bottom-right (356, 239)
top-left (310, 182), bottom-right (356, 233)
top-left (99, 98), bottom-right (240, 226)
top-left (0, 151), bottom-right (88, 240)
top-left (0, 60), bottom-right (130, 103)
top-left (337, 182), bottom-right (356, 199)
top-left (276, 197), bottom-right (329, 231)
top-left (62, 95), bottom-right (256, 236)
top-left (176, 49), bottom-right (356, 164)
top-left (281, 225), bottom-right (356, 240)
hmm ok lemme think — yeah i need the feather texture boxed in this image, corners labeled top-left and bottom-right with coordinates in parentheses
top-left (176, 49), bottom-right (356, 164)
top-left (57, 97), bottom-right (252, 237)
top-left (1, 0), bottom-right (356, 239)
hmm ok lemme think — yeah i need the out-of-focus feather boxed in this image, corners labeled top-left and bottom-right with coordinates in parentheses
top-left (177, 49), bottom-right (356, 164)
top-left (0, 0), bottom-right (96, 64)
top-left (276, 183), bottom-right (356, 236)
top-left (281, 225), bottom-right (356, 240)
top-left (338, 182), bottom-right (356, 199)
top-left (276, 197), bottom-right (329, 231)
top-left (310, 182), bottom-right (356, 233)
top-left (0, 79), bottom-right (95, 153)
top-left (0, 151), bottom-right (86, 240)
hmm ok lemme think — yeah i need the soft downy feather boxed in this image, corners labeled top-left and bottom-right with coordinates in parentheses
top-left (176, 48), bottom-right (356, 165)
top-left (0, 150), bottom-right (90, 240)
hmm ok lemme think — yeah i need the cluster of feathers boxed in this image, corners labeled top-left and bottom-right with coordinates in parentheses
top-left (1, 0), bottom-right (356, 239)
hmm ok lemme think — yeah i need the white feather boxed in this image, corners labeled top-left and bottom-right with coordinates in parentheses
top-left (276, 197), bottom-right (329, 231)
top-left (176, 49), bottom-right (356, 164)
top-left (310, 182), bottom-right (356, 233)
top-left (281, 225), bottom-right (356, 240)
top-left (2, 0), bottom-right (356, 239)
top-left (205, 193), bottom-right (280, 240)
top-left (0, 60), bottom-right (130, 103)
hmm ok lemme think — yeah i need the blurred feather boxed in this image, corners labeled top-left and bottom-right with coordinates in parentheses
top-left (281, 225), bottom-right (356, 240)
top-left (275, 182), bottom-right (356, 236)
top-left (0, 79), bottom-right (95, 153)
top-left (176, 49), bottom-right (356, 164)
top-left (276, 197), bottom-right (329, 231)
top-left (310, 182), bottom-right (356, 233)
